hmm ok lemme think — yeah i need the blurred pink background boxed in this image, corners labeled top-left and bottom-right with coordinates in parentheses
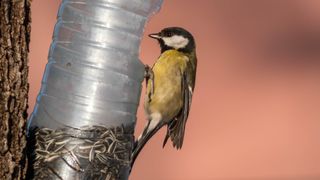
top-left (29, 1), bottom-right (320, 179)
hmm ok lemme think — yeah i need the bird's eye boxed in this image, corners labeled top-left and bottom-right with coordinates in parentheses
top-left (166, 32), bottom-right (173, 37)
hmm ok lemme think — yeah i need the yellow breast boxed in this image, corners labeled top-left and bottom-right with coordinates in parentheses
top-left (145, 50), bottom-right (188, 121)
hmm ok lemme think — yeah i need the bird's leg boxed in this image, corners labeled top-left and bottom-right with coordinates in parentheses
top-left (144, 64), bottom-right (150, 79)
top-left (144, 64), bottom-right (154, 95)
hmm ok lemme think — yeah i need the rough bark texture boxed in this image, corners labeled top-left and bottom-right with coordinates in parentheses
top-left (0, 0), bottom-right (31, 179)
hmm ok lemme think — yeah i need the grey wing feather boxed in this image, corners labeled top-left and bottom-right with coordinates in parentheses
top-left (164, 65), bottom-right (195, 149)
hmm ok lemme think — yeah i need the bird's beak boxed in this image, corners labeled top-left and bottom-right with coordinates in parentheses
top-left (148, 33), bottom-right (161, 39)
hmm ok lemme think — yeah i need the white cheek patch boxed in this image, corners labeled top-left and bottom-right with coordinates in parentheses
top-left (162, 35), bottom-right (189, 49)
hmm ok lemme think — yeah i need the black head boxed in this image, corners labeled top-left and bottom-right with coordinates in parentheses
top-left (148, 27), bottom-right (195, 53)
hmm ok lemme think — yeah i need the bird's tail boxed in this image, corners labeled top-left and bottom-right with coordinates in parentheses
top-left (162, 116), bottom-right (186, 149)
top-left (130, 121), bottom-right (164, 170)
top-left (169, 116), bottom-right (187, 149)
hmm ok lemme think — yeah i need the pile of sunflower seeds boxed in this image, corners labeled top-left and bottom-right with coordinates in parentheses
top-left (30, 125), bottom-right (133, 180)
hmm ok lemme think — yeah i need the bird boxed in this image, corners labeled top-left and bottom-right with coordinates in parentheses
top-left (131, 27), bottom-right (197, 167)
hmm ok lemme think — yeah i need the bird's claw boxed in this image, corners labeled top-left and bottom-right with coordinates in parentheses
top-left (144, 64), bottom-right (151, 78)
top-left (144, 64), bottom-right (154, 95)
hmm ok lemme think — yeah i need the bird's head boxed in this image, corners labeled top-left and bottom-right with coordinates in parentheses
top-left (149, 27), bottom-right (195, 53)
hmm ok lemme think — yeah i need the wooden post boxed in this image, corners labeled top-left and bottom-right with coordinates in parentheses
top-left (0, 0), bottom-right (31, 179)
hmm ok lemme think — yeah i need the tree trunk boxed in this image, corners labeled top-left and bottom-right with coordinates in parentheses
top-left (0, 0), bottom-right (31, 179)
top-left (27, 0), bottom-right (162, 179)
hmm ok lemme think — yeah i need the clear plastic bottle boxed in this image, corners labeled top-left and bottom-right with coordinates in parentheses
top-left (27, 0), bottom-right (163, 179)
top-left (28, 0), bottom-right (163, 129)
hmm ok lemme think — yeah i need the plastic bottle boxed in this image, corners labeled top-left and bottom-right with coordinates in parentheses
top-left (28, 0), bottom-right (162, 130)
top-left (27, 0), bottom-right (163, 179)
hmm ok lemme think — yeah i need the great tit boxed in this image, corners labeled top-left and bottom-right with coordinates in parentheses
top-left (131, 27), bottom-right (197, 167)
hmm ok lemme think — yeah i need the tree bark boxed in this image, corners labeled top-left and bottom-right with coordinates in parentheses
top-left (0, 0), bottom-right (31, 179)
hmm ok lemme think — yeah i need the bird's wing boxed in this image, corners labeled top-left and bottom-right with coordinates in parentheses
top-left (163, 55), bottom-right (197, 149)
